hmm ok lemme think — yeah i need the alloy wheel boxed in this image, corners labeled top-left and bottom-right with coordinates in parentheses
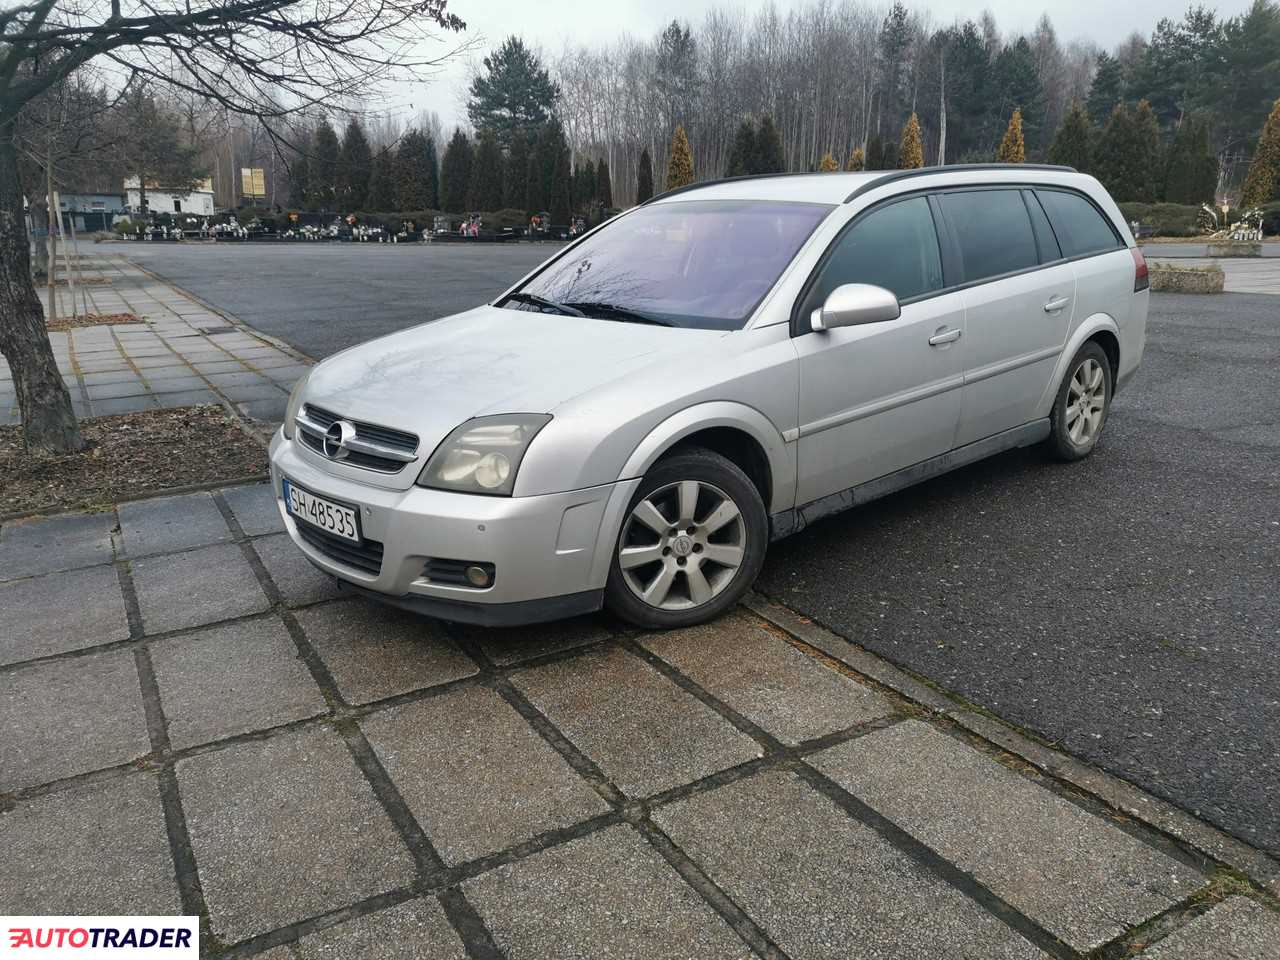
top-left (618, 480), bottom-right (747, 611)
top-left (1065, 357), bottom-right (1106, 445)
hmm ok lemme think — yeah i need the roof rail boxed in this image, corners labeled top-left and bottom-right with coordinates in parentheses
top-left (642, 171), bottom-right (827, 205)
top-left (843, 163), bottom-right (1077, 202)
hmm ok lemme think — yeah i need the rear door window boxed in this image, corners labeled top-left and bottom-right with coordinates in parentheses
top-left (1035, 189), bottom-right (1123, 258)
top-left (1023, 190), bottom-right (1062, 263)
top-left (937, 188), bottom-right (1038, 283)
top-left (801, 196), bottom-right (944, 317)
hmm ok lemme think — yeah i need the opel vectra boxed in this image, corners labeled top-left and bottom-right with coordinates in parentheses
top-left (271, 164), bottom-right (1149, 628)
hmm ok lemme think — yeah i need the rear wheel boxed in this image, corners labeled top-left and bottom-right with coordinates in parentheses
top-left (1047, 341), bottom-right (1112, 461)
top-left (604, 448), bottom-right (767, 629)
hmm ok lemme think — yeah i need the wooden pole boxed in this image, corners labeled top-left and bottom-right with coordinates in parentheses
top-left (51, 190), bottom-right (78, 318)
top-left (44, 149), bottom-right (59, 326)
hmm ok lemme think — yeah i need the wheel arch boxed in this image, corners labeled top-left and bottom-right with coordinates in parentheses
top-left (1035, 313), bottom-right (1122, 417)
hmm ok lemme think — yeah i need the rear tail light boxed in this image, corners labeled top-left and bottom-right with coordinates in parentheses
top-left (1131, 247), bottom-right (1149, 292)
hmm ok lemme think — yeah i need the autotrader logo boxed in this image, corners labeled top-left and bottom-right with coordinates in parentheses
top-left (0, 917), bottom-right (198, 958)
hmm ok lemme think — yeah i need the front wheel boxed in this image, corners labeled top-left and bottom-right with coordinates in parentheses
top-left (604, 448), bottom-right (768, 629)
top-left (1047, 342), bottom-right (1112, 461)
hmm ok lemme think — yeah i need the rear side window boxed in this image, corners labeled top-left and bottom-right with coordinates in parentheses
top-left (1035, 189), bottom-right (1123, 258)
top-left (938, 189), bottom-right (1037, 283)
top-left (802, 196), bottom-right (943, 315)
top-left (1023, 190), bottom-right (1062, 263)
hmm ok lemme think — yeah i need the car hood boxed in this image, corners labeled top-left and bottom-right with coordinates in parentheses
top-left (302, 305), bottom-right (722, 474)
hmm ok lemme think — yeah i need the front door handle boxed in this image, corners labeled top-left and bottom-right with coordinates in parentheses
top-left (928, 328), bottom-right (962, 346)
top-left (1043, 296), bottom-right (1071, 313)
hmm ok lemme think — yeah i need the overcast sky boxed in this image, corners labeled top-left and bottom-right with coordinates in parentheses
top-left (397, 0), bottom-right (1259, 130)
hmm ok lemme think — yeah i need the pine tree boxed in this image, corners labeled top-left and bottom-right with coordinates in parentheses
top-left (636, 148), bottom-right (655, 203)
top-left (338, 118), bottom-right (372, 209)
top-left (1086, 52), bottom-right (1125, 127)
top-left (528, 120), bottom-right (568, 212)
top-left (366, 149), bottom-right (396, 211)
top-left (726, 120), bottom-right (756, 176)
top-left (754, 116), bottom-right (784, 173)
top-left (1132, 100), bottom-right (1160, 202)
top-left (899, 113), bottom-right (924, 169)
top-left (844, 147), bottom-right (865, 171)
top-left (866, 135), bottom-right (886, 170)
top-left (467, 36), bottom-right (559, 151)
top-left (309, 120), bottom-right (340, 210)
top-left (997, 109), bottom-right (1025, 163)
top-left (1164, 119), bottom-right (1217, 205)
top-left (505, 132), bottom-right (530, 210)
top-left (666, 124), bottom-right (694, 190)
top-left (571, 160), bottom-right (596, 211)
top-left (1094, 103), bottom-right (1152, 202)
top-left (596, 158), bottom-right (613, 208)
top-left (1242, 98), bottom-right (1280, 208)
top-left (1047, 102), bottom-right (1092, 172)
top-left (549, 147), bottom-right (572, 224)
top-left (440, 128), bottom-right (473, 213)
top-left (818, 152), bottom-right (838, 171)
top-left (288, 146), bottom-right (310, 210)
top-left (468, 130), bottom-right (505, 211)
top-left (394, 129), bottom-right (438, 211)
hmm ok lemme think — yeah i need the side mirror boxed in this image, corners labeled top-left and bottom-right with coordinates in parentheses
top-left (810, 283), bottom-right (901, 332)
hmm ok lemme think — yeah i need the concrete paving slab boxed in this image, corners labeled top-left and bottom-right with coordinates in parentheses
top-left (117, 490), bottom-right (231, 557)
top-left (641, 611), bottom-right (894, 745)
top-left (654, 770), bottom-right (1048, 960)
top-left (456, 615), bottom-right (612, 666)
top-left (0, 773), bottom-right (181, 915)
top-left (252, 533), bottom-right (343, 606)
top-left (132, 543), bottom-right (270, 634)
top-left (223, 382), bottom-right (289, 403)
top-left (90, 395), bottom-right (159, 415)
top-left (511, 646), bottom-right (761, 797)
top-left (150, 616), bottom-right (326, 749)
top-left (295, 599), bottom-right (477, 705)
top-left (0, 509), bottom-right (115, 581)
top-left (154, 389), bottom-right (219, 408)
top-left (0, 651), bottom-right (150, 789)
top-left (809, 721), bottom-right (1205, 952)
top-left (294, 898), bottom-right (466, 960)
top-left (237, 396), bottom-right (288, 421)
top-left (0, 564), bottom-right (130, 665)
top-left (464, 826), bottom-right (748, 960)
top-left (1137, 897), bottom-right (1280, 958)
top-left (207, 371), bottom-right (271, 388)
top-left (81, 369), bottom-right (146, 386)
top-left (362, 686), bottom-right (609, 865)
top-left (86, 379), bottom-right (148, 400)
top-left (178, 725), bottom-right (415, 942)
top-left (222, 482), bottom-right (285, 535)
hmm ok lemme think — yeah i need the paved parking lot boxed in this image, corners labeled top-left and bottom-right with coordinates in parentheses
top-left (3, 483), bottom-right (1278, 958)
top-left (113, 242), bottom-right (1280, 862)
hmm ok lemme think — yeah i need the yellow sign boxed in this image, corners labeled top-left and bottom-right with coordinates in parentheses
top-left (240, 167), bottom-right (266, 199)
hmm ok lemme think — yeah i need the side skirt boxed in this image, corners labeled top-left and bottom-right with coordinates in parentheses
top-left (770, 419), bottom-right (1051, 540)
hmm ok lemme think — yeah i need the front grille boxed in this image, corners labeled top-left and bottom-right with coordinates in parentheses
top-left (297, 523), bottom-right (384, 575)
top-left (297, 404), bottom-right (418, 473)
top-left (422, 558), bottom-right (495, 588)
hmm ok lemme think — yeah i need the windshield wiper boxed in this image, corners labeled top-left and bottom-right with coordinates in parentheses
top-left (505, 292), bottom-right (586, 317)
top-left (566, 302), bottom-right (674, 326)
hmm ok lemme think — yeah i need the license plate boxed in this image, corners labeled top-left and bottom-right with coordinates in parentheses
top-left (283, 479), bottom-right (361, 543)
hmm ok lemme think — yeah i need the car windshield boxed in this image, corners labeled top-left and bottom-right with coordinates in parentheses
top-left (503, 199), bottom-right (833, 330)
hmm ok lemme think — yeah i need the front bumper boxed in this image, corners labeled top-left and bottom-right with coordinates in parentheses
top-left (269, 430), bottom-right (638, 624)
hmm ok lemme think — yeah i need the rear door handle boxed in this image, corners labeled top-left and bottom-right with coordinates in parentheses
top-left (1043, 296), bottom-right (1071, 313)
top-left (928, 328), bottom-right (962, 346)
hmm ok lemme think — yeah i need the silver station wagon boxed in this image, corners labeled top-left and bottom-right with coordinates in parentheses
top-left (271, 164), bottom-right (1149, 629)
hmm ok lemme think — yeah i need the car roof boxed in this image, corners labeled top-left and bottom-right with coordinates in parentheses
top-left (647, 164), bottom-right (1085, 207)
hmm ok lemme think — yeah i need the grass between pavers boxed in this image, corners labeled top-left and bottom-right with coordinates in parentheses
top-left (45, 312), bottom-right (140, 331)
top-left (1, 405), bottom-right (267, 517)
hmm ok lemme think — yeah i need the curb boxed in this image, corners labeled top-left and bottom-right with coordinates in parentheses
top-left (0, 474), bottom-right (269, 525)
top-left (743, 592), bottom-right (1280, 898)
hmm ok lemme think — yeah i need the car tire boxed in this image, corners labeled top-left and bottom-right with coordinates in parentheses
top-left (604, 447), bottom-right (768, 629)
top-left (1047, 340), bottom-right (1113, 461)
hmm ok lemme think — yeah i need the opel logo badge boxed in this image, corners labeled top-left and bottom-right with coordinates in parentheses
top-left (323, 420), bottom-right (356, 460)
top-left (671, 535), bottom-right (694, 558)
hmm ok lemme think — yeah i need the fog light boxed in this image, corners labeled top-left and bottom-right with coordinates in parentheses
top-left (465, 564), bottom-right (492, 588)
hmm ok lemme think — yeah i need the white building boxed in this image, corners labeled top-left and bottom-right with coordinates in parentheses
top-left (123, 176), bottom-right (215, 216)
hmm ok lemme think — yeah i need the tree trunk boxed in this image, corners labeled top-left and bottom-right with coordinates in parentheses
top-left (29, 198), bottom-right (49, 278)
top-left (0, 124), bottom-right (85, 454)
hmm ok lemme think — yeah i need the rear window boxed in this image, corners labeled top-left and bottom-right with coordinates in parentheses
top-left (938, 189), bottom-right (1038, 283)
top-left (1035, 189), bottom-right (1123, 258)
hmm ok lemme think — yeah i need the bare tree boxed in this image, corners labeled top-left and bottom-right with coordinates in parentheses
top-left (0, 0), bottom-right (466, 454)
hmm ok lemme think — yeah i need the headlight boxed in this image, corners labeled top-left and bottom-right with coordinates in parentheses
top-left (282, 370), bottom-right (311, 440)
top-left (416, 414), bottom-right (551, 496)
